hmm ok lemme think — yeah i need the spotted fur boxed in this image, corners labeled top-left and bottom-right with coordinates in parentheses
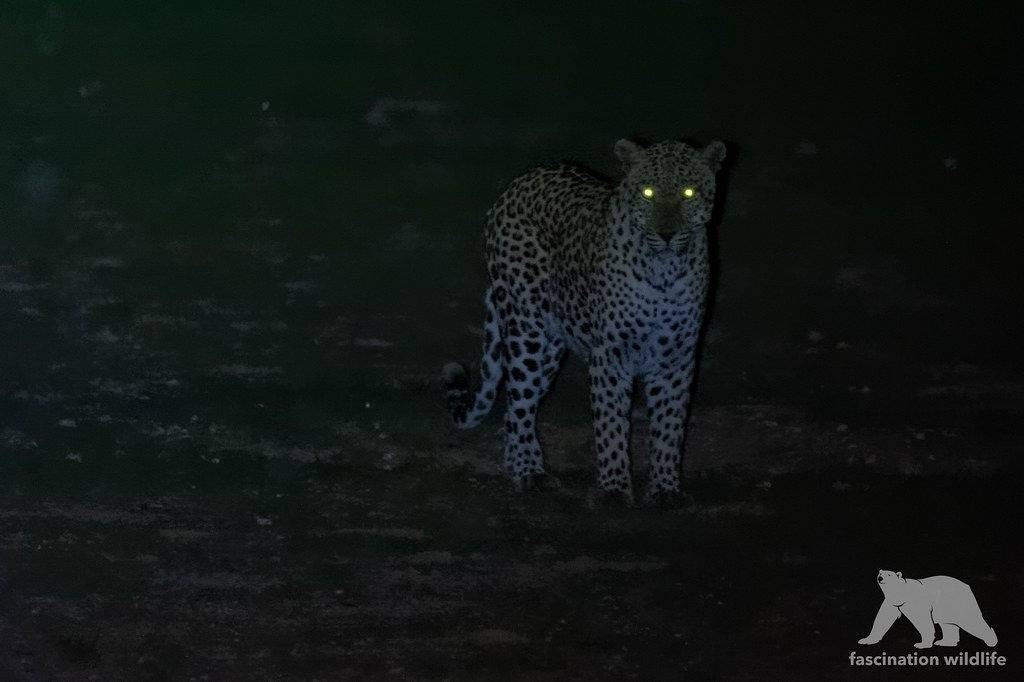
top-left (444, 139), bottom-right (727, 503)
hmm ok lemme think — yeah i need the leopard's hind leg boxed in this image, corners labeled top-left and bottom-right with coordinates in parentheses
top-left (502, 316), bottom-right (564, 487)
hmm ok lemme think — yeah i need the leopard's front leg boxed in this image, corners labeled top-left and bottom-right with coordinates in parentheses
top-left (588, 345), bottom-right (634, 503)
top-left (643, 359), bottom-right (696, 503)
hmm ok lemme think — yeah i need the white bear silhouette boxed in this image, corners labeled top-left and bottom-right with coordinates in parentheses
top-left (858, 570), bottom-right (998, 649)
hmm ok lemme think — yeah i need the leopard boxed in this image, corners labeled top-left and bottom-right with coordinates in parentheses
top-left (443, 138), bottom-right (728, 504)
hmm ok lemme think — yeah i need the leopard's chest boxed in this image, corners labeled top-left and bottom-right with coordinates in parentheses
top-left (543, 221), bottom-right (707, 364)
top-left (549, 276), bottom-right (701, 367)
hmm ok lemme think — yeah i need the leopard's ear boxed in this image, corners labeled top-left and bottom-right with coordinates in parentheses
top-left (702, 140), bottom-right (728, 172)
top-left (614, 139), bottom-right (642, 169)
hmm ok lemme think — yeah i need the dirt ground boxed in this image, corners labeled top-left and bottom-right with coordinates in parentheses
top-left (1, 242), bottom-right (1021, 679)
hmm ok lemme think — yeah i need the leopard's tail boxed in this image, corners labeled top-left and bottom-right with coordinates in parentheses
top-left (442, 286), bottom-right (503, 429)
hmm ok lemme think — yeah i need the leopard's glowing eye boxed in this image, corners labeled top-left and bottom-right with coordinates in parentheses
top-left (641, 186), bottom-right (655, 199)
top-left (682, 187), bottom-right (696, 199)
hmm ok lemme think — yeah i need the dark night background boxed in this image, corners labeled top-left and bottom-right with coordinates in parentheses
top-left (1, 1), bottom-right (1022, 679)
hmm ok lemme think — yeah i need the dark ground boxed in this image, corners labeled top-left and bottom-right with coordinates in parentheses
top-left (2, 1), bottom-right (1023, 679)
top-left (0, 243), bottom-right (1021, 679)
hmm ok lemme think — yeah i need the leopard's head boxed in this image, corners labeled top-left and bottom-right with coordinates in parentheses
top-left (613, 139), bottom-right (727, 253)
